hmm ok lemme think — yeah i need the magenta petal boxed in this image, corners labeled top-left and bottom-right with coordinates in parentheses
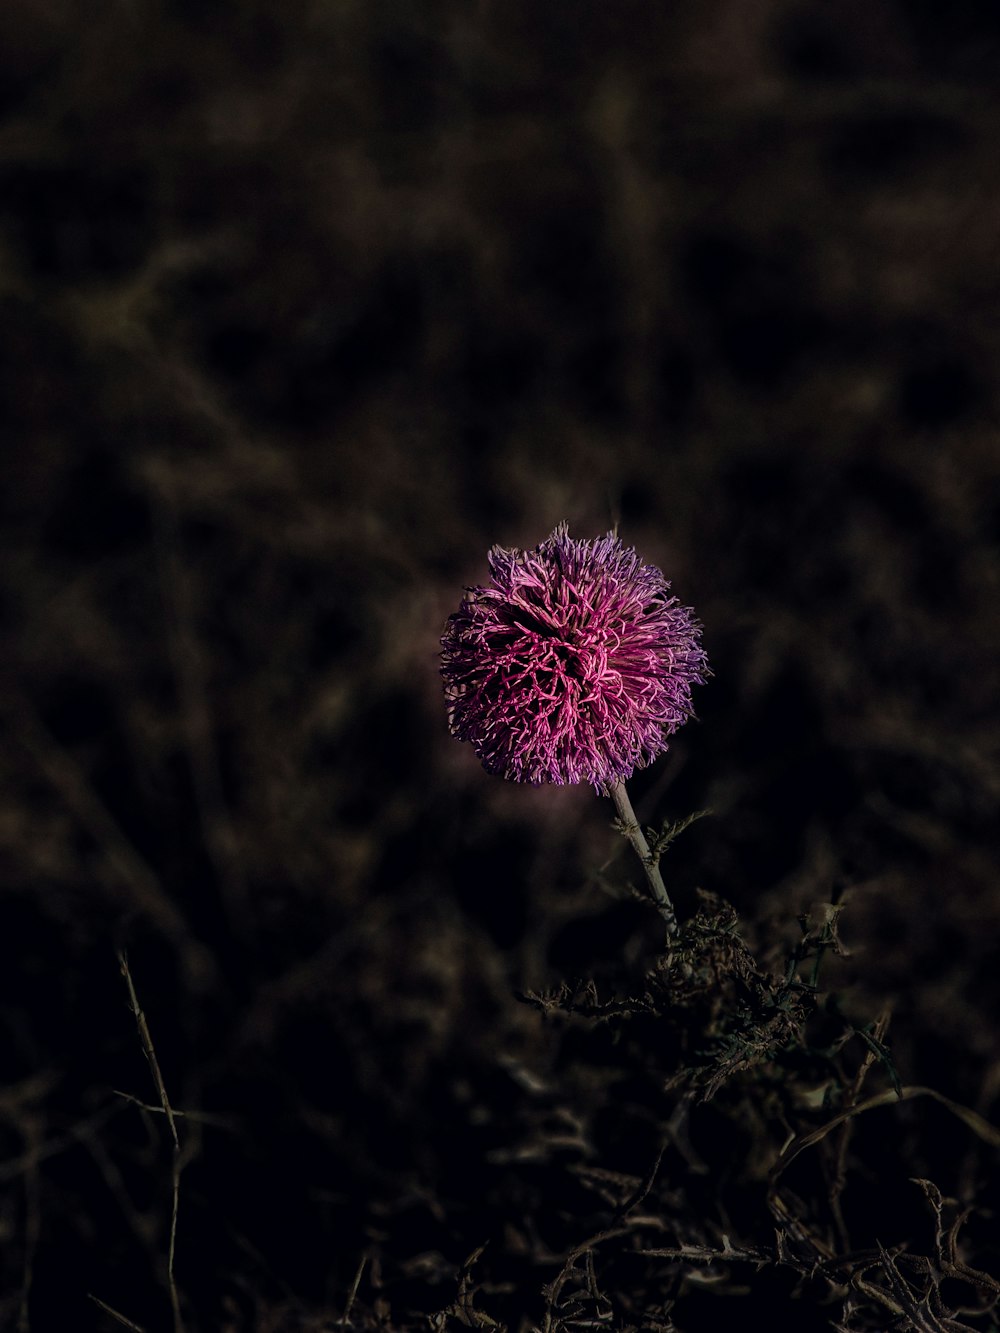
top-left (441, 524), bottom-right (709, 788)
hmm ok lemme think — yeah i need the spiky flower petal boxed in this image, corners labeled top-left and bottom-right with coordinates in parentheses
top-left (441, 524), bottom-right (708, 787)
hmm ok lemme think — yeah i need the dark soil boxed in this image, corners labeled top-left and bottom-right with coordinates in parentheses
top-left (2, 3), bottom-right (1000, 1329)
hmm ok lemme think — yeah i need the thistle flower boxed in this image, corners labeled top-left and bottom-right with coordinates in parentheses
top-left (441, 524), bottom-right (708, 789)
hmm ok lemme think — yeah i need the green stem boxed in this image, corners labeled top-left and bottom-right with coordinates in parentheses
top-left (606, 779), bottom-right (679, 940)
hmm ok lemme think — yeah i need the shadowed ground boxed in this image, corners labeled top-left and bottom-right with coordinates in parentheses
top-left (2, 2), bottom-right (1000, 1328)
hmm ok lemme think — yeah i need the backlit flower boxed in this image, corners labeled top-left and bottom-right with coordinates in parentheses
top-left (441, 524), bottom-right (708, 787)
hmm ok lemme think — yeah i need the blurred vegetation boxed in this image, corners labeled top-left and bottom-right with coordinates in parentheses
top-left (1, 0), bottom-right (1000, 1328)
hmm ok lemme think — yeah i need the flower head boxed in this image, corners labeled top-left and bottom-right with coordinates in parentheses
top-left (440, 524), bottom-right (708, 787)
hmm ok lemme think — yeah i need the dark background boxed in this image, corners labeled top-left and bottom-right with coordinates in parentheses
top-left (2, 1), bottom-right (999, 1329)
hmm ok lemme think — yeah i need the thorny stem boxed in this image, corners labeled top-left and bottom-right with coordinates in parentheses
top-left (606, 779), bottom-right (679, 940)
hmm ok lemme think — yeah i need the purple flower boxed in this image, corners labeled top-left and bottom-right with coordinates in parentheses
top-left (441, 524), bottom-right (709, 787)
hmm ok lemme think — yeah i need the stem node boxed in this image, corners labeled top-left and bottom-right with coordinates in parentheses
top-left (606, 780), bottom-right (680, 940)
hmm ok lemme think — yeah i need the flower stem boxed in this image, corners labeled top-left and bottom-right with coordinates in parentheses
top-left (606, 779), bottom-right (679, 939)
